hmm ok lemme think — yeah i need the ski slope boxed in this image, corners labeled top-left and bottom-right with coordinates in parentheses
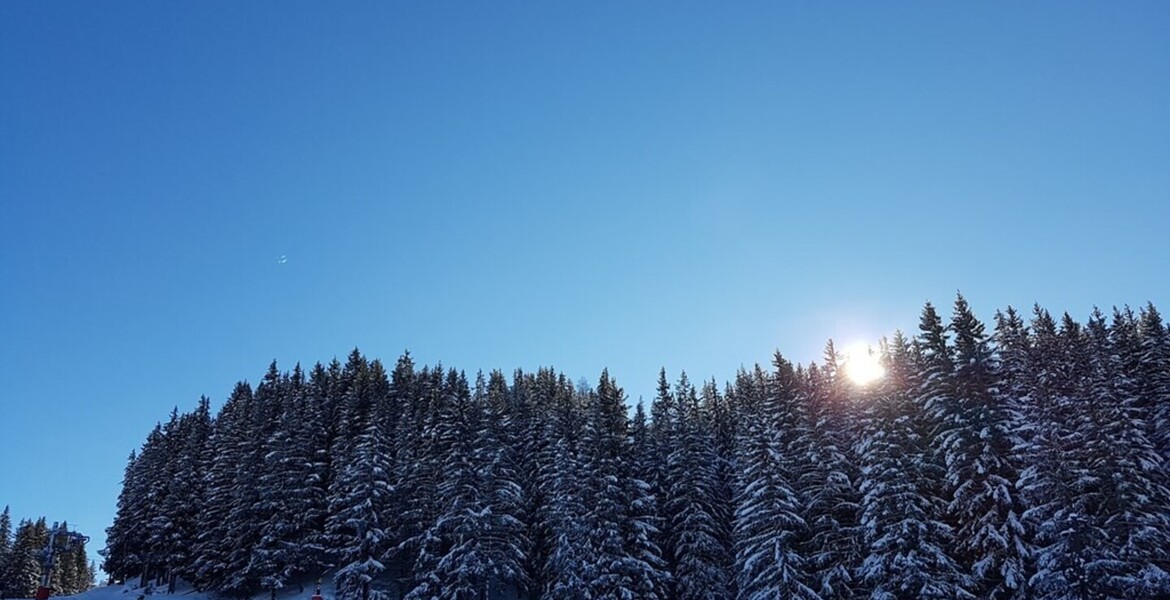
top-left (56, 579), bottom-right (338, 600)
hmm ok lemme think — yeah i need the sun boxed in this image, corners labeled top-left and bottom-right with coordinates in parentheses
top-left (842, 342), bottom-right (885, 386)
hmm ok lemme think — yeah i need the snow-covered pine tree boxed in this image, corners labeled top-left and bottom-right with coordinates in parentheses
top-left (144, 409), bottom-right (183, 589)
top-left (373, 353), bottom-right (414, 583)
top-left (627, 400), bottom-right (672, 600)
top-left (538, 377), bottom-right (592, 599)
top-left (944, 295), bottom-right (1029, 599)
top-left (313, 358), bottom-right (344, 547)
top-left (393, 365), bottom-right (446, 595)
top-left (1136, 304), bottom-right (1170, 464)
top-left (582, 370), bottom-right (669, 600)
top-left (991, 307), bottom-right (1038, 592)
top-left (130, 421), bottom-right (173, 587)
top-left (582, 370), bottom-right (630, 600)
top-left (667, 373), bottom-right (731, 599)
top-left (329, 356), bottom-right (395, 600)
top-left (799, 342), bottom-right (865, 600)
top-left (1021, 311), bottom-right (1101, 599)
top-left (102, 450), bottom-right (145, 583)
top-left (1014, 308), bottom-right (1063, 598)
top-left (477, 370), bottom-right (531, 598)
top-left (404, 370), bottom-right (471, 600)
top-left (406, 370), bottom-right (528, 599)
top-left (189, 382), bottom-right (251, 590)
top-left (253, 365), bottom-right (329, 593)
top-left (1078, 309), bottom-right (1170, 596)
top-left (58, 535), bottom-right (95, 594)
top-left (5, 518), bottom-right (48, 598)
top-left (155, 399), bottom-right (213, 588)
top-left (909, 304), bottom-right (974, 596)
top-left (305, 362), bottom-right (340, 574)
top-left (858, 333), bottom-right (971, 599)
top-left (0, 506), bottom-right (10, 595)
top-left (647, 368), bottom-right (678, 593)
top-left (700, 379), bottom-right (738, 600)
top-left (215, 362), bottom-right (290, 595)
top-left (324, 351), bottom-right (368, 559)
top-left (510, 368), bottom-right (553, 593)
top-left (992, 307), bottom-right (1032, 451)
top-left (912, 304), bottom-right (959, 527)
top-left (733, 353), bottom-right (818, 600)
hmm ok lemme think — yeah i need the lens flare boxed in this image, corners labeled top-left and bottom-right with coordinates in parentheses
top-left (843, 343), bottom-right (885, 386)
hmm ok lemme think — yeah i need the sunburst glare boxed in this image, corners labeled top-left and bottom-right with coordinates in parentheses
top-left (843, 342), bottom-right (885, 386)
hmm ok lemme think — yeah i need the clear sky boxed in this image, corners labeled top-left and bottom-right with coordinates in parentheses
top-left (2, 0), bottom-right (1167, 574)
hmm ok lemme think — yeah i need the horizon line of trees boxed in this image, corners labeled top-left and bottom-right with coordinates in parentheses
top-left (102, 295), bottom-right (1170, 600)
top-left (0, 507), bottom-right (97, 598)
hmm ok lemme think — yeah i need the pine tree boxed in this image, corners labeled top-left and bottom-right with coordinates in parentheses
top-left (5, 519), bottom-right (48, 598)
top-left (700, 379), bottom-right (739, 600)
top-left (0, 506), bottom-right (13, 596)
top-left (191, 382), bottom-right (255, 592)
top-left (380, 354), bottom-right (417, 583)
top-left (394, 365), bottom-right (446, 595)
top-left (667, 373), bottom-right (731, 599)
top-left (307, 360), bottom-right (342, 573)
top-left (406, 370), bottom-right (529, 599)
top-left (858, 333), bottom-right (970, 599)
top-left (581, 370), bottom-right (670, 600)
top-left (627, 400), bottom-right (672, 600)
top-left (329, 354), bottom-right (395, 600)
top-left (1136, 304), bottom-right (1170, 463)
top-left (144, 409), bottom-right (183, 589)
top-left (800, 343), bottom-right (865, 600)
top-left (733, 354), bottom-right (818, 600)
top-left (509, 369), bottom-right (547, 593)
top-left (474, 370), bottom-right (531, 598)
top-left (102, 451), bottom-right (142, 583)
top-left (539, 379), bottom-right (592, 599)
top-left (648, 367), bottom-right (678, 592)
top-left (992, 307), bottom-right (1037, 592)
top-left (221, 368), bottom-right (281, 595)
top-left (125, 421), bottom-right (173, 588)
top-left (253, 365), bottom-right (329, 593)
top-left (992, 307), bottom-right (1031, 450)
top-left (139, 399), bottom-right (213, 590)
top-left (1080, 309), bottom-right (1170, 596)
top-left (1021, 311), bottom-right (1101, 599)
top-left (945, 295), bottom-right (1029, 598)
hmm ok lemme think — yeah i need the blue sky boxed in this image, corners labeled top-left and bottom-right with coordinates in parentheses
top-left (2, 1), bottom-right (1167, 572)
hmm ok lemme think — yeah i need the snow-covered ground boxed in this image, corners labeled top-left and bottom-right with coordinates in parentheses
top-left (54, 578), bottom-right (338, 600)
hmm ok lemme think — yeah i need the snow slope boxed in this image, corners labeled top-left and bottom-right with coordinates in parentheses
top-left (54, 578), bottom-right (338, 600)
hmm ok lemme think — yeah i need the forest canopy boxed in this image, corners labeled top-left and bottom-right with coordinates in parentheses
top-left (102, 297), bottom-right (1170, 600)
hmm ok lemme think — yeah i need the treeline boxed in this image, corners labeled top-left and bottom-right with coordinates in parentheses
top-left (0, 507), bottom-right (96, 598)
top-left (102, 296), bottom-right (1170, 600)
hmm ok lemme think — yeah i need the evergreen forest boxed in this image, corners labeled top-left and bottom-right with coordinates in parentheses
top-left (101, 296), bottom-right (1170, 600)
top-left (0, 507), bottom-right (97, 597)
